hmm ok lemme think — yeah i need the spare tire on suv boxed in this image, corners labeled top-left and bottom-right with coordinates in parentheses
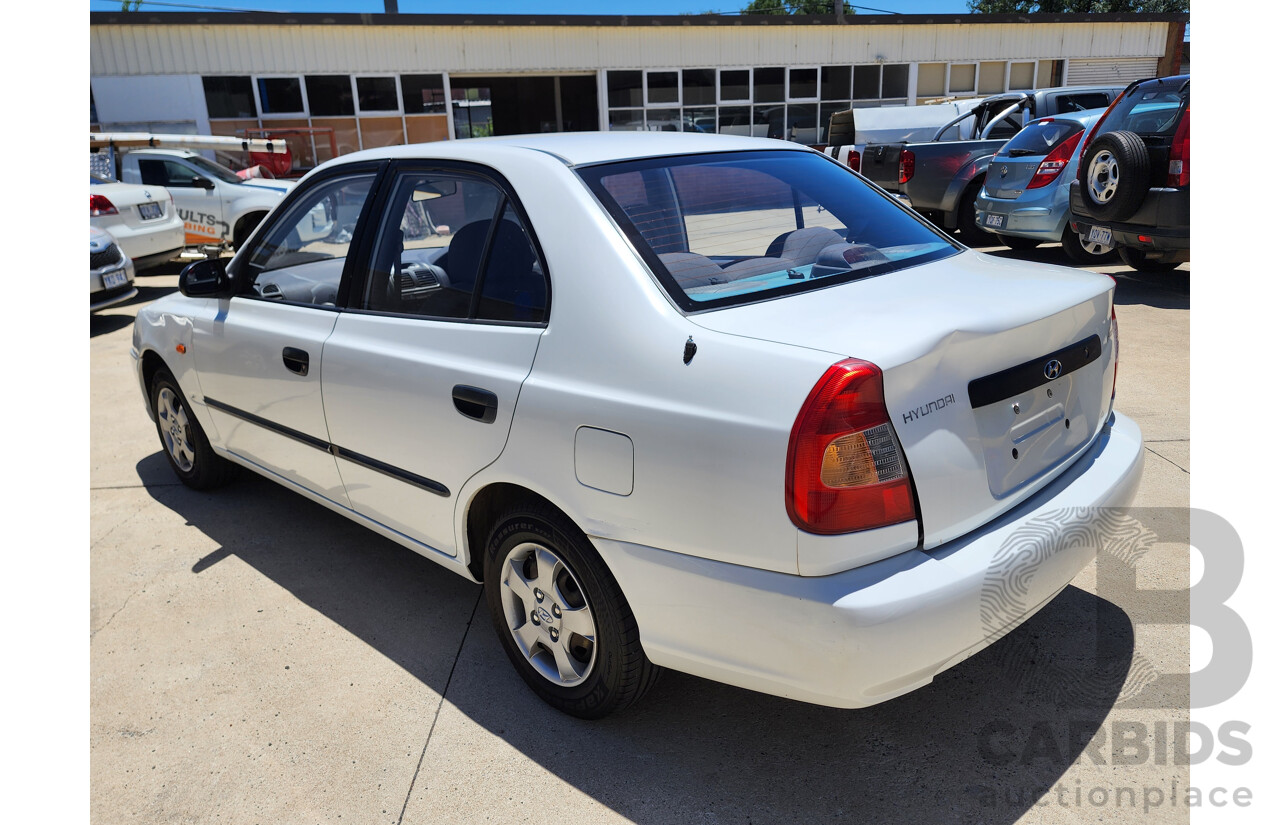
top-left (1078, 130), bottom-right (1149, 222)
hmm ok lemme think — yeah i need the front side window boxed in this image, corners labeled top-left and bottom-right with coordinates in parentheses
top-left (362, 170), bottom-right (547, 323)
top-left (579, 150), bottom-right (958, 311)
top-left (239, 173), bottom-right (376, 305)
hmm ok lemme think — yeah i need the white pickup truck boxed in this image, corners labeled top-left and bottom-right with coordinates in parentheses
top-left (111, 148), bottom-right (294, 249)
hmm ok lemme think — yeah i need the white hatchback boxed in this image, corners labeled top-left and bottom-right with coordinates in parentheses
top-left (90, 173), bottom-right (185, 270)
top-left (132, 133), bottom-right (1143, 718)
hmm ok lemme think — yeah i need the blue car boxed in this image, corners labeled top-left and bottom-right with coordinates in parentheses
top-left (975, 110), bottom-right (1118, 264)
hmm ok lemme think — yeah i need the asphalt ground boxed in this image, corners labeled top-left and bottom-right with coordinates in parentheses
top-left (90, 240), bottom-right (1190, 824)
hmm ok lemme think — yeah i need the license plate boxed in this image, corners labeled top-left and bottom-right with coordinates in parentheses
top-left (1087, 226), bottom-right (1112, 246)
top-left (984, 213), bottom-right (1004, 228)
top-left (139, 202), bottom-right (162, 220)
top-left (102, 269), bottom-right (128, 290)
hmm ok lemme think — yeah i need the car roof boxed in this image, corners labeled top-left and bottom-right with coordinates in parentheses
top-left (333, 131), bottom-right (807, 169)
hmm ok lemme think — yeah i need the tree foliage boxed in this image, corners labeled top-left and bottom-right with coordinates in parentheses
top-left (742, 0), bottom-right (856, 14)
top-left (965, 1), bottom-right (1188, 12)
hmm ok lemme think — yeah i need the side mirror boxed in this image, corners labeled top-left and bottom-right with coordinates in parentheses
top-left (179, 258), bottom-right (231, 298)
top-left (192, 176), bottom-right (215, 190)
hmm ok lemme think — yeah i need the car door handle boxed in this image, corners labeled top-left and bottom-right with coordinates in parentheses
top-left (452, 385), bottom-right (497, 423)
top-left (282, 347), bottom-right (310, 376)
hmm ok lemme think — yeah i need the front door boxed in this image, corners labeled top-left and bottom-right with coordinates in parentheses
top-left (190, 168), bottom-right (380, 504)
top-left (321, 164), bottom-right (550, 554)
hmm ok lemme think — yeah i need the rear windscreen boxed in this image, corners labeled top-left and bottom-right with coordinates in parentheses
top-left (577, 150), bottom-right (959, 311)
top-left (998, 120), bottom-right (1085, 158)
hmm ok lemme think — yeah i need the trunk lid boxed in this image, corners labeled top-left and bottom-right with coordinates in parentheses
top-left (689, 249), bottom-right (1116, 548)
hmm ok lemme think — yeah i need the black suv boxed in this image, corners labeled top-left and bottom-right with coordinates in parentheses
top-left (1069, 76), bottom-right (1189, 272)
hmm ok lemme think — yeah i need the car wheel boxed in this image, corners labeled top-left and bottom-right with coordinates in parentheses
top-left (996, 234), bottom-right (1041, 251)
top-left (1117, 245), bottom-right (1180, 273)
top-left (233, 213), bottom-right (265, 251)
top-left (1078, 131), bottom-right (1150, 222)
top-left (1061, 226), bottom-right (1118, 265)
top-left (956, 184), bottom-right (988, 246)
top-left (484, 504), bottom-right (661, 719)
top-left (150, 367), bottom-right (238, 490)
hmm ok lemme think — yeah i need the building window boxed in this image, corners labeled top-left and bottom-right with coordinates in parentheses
top-left (682, 69), bottom-right (715, 106)
top-left (1009, 61), bottom-right (1036, 91)
top-left (204, 76), bottom-right (257, 119)
top-left (356, 76), bottom-right (400, 113)
top-left (306, 75), bottom-right (355, 117)
top-left (917, 63), bottom-right (947, 98)
top-left (787, 68), bottom-right (818, 101)
top-left (719, 69), bottom-right (751, 103)
top-left (948, 64), bottom-right (977, 95)
top-left (646, 71), bottom-right (679, 106)
top-left (256, 77), bottom-right (304, 115)
top-left (608, 71), bottom-right (643, 108)
top-left (882, 64), bottom-right (908, 99)
top-left (402, 74), bottom-right (447, 114)
top-left (752, 68), bottom-right (783, 103)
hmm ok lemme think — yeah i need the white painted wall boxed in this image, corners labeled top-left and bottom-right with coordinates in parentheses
top-left (90, 74), bottom-right (210, 135)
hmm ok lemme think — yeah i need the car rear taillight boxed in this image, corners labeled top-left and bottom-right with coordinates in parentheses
top-left (1167, 108), bottom-right (1190, 187)
top-left (90, 194), bottom-right (118, 217)
top-left (847, 149), bottom-right (861, 173)
top-left (786, 359), bottom-right (916, 535)
top-left (1026, 131), bottom-right (1083, 189)
top-left (898, 150), bottom-right (915, 185)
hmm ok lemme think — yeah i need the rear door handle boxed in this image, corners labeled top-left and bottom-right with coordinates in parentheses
top-left (452, 385), bottom-right (497, 423)
top-left (282, 347), bottom-right (310, 376)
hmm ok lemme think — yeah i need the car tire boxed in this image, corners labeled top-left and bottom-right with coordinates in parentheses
top-left (996, 234), bottom-right (1041, 251)
top-left (483, 504), bottom-right (661, 719)
top-left (1078, 131), bottom-right (1150, 222)
top-left (1061, 226), bottom-right (1119, 265)
top-left (150, 367), bottom-right (238, 490)
top-left (957, 184), bottom-right (988, 246)
top-left (1117, 245), bottom-right (1180, 273)
top-left (233, 213), bottom-right (265, 251)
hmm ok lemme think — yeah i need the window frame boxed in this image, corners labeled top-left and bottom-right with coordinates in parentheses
top-left (946, 62), bottom-right (979, 97)
top-left (228, 160), bottom-right (389, 309)
top-left (252, 74), bottom-right (309, 118)
top-left (355, 74), bottom-right (405, 116)
top-left (785, 66), bottom-right (821, 103)
top-left (717, 67), bottom-right (752, 104)
top-left (342, 159), bottom-right (552, 328)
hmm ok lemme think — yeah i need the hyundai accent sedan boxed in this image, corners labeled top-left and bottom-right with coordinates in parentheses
top-left (132, 132), bottom-right (1143, 719)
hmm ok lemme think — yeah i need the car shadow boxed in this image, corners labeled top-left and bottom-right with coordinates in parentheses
top-left (90, 283), bottom-right (181, 337)
top-left (1112, 269), bottom-right (1190, 310)
top-left (138, 456), bottom-right (1141, 825)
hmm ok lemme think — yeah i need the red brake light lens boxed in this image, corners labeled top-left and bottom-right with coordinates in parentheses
top-left (847, 149), bottom-right (861, 174)
top-left (786, 359), bottom-right (917, 535)
top-left (90, 194), bottom-right (118, 217)
top-left (1027, 130), bottom-right (1083, 189)
top-left (1167, 108), bottom-right (1189, 187)
top-left (898, 150), bottom-right (915, 185)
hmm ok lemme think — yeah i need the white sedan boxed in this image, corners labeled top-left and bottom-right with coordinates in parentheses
top-left (132, 133), bottom-right (1143, 718)
top-left (90, 172), bottom-right (185, 270)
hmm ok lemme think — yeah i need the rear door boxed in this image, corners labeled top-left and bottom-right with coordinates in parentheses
top-left (321, 163), bottom-right (550, 556)
top-left (136, 156), bottom-right (232, 244)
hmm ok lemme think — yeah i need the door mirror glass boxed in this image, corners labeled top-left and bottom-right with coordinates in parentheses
top-left (192, 176), bottom-right (215, 190)
top-left (179, 258), bottom-right (230, 298)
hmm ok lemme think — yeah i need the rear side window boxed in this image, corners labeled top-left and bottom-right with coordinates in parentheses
top-left (1098, 80), bottom-right (1188, 136)
top-left (998, 120), bottom-right (1084, 158)
top-left (579, 150), bottom-right (958, 311)
top-left (1054, 92), bottom-right (1111, 113)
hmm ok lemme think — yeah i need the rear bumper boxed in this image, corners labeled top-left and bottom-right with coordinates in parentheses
top-left (596, 411), bottom-right (1144, 709)
top-left (1069, 181), bottom-right (1190, 253)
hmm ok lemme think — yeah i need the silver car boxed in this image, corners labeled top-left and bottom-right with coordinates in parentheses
top-left (975, 110), bottom-right (1118, 264)
top-left (90, 226), bottom-right (137, 312)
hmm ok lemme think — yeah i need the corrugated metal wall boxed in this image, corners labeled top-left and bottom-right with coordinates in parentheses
top-left (90, 21), bottom-right (1171, 77)
top-left (1067, 57), bottom-right (1160, 85)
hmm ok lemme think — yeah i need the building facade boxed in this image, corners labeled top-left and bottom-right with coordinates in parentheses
top-left (90, 11), bottom-right (1187, 172)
